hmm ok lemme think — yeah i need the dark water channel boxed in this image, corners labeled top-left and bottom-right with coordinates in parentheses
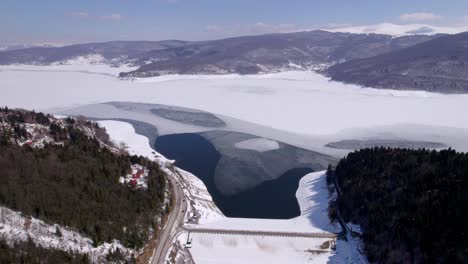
top-left (155, 133), bottom-right (312, 219)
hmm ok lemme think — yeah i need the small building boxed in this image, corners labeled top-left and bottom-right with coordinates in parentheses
top-left (129, 179), bottom-right (137, 187)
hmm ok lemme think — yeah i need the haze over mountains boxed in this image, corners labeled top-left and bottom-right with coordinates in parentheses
top-left (1, 27), bottom-right (468, 93)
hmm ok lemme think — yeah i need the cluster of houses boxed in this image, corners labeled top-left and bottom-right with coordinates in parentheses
top-left (18, 123), bottom-right (60, 148)
top-left (119, 164), bottom-right (149, 190)
top-left (0, 116), bottom-right (63, 149)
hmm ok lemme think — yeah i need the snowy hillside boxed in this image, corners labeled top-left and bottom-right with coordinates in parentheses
top-left (0, 207), bottom-right (134, 263)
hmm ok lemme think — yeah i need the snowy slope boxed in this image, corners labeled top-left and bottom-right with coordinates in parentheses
top-left (0, 207), bottom-right (134, 263)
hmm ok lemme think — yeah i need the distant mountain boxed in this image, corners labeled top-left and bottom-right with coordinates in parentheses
top-left (121, 31), bottom-right (438, 77)
top-left (326, 32), bottom-right (468, 93)
top-left (0, 40), bottom-right (189, 65)
top-left (0, 43), bottom-right (65, 51)
top-left (0, 31), bottom-right (436, 76)
top-left (325, 23), bottom-right (467, 37)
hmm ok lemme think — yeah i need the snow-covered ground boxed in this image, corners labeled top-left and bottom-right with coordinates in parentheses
top-left (182, 232), bottom-right (332, 264)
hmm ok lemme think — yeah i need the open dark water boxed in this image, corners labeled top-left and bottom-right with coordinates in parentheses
top-left (155, 133), bottom-right (312, 219)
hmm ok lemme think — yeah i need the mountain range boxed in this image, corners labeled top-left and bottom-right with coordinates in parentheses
top-left (1, 29), bottom-right (468, 93)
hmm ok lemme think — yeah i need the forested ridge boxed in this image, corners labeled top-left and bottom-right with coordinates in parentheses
top-left (332, 147), bottom-right (468, 263)
top-left (0, 108), bottom-right (169, 258)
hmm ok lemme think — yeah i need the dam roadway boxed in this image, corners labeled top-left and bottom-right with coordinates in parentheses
top-left (183, 226), bottom-right (337, 239)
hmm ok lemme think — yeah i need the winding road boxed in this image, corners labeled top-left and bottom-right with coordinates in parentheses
top-left (150, 172), bottom-right (187, 264)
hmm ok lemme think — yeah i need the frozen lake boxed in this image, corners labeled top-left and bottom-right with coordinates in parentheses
top-left (2, 64), bottom-right (468, 152)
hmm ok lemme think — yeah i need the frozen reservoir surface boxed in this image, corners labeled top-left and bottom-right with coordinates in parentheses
top-left (2, 64), bottom-right (468, 146)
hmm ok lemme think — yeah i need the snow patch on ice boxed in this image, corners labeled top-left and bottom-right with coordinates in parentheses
top-left (234, 138), bottom-right (280, 152)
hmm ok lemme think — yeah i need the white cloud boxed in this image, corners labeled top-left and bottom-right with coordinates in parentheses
top-left (70, 12), bottom-right (122, 22)
top-left (400, 12), bottom-right (441, 22)
top-left (100, 13), bottom-right (122, 22)
top-left (71, 11), bottom-right (89, 19)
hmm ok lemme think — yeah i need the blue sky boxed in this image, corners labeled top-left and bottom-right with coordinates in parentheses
top-left (1, 0), bottom-right (467, 44)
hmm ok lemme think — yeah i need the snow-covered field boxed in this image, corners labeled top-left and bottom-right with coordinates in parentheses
top-left (182, 232), bottom-right (332, 264)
